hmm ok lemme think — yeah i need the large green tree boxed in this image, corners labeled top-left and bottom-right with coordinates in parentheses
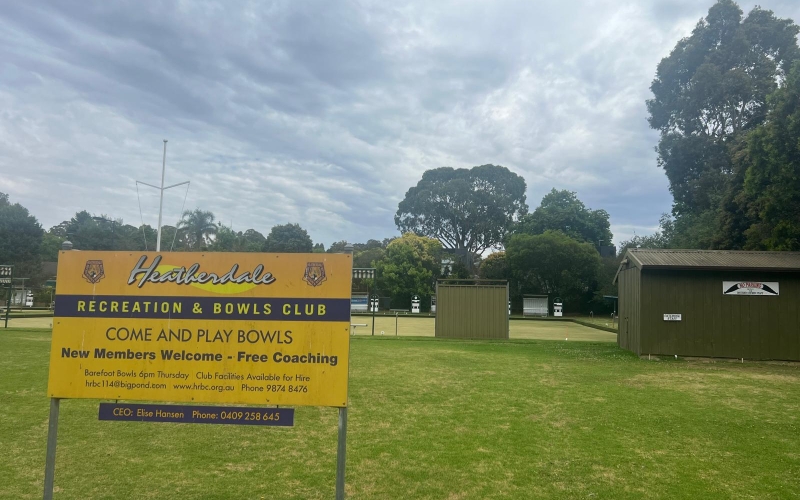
top-left (264, 223), bottom-right (313, 253)
top-left (40, 233), bottom-right (65, 261)
top-left (157, 225), bottom-right (185, 251)
top-left (375, 233), bottom-right (442, 310)
top-left (514, 189), bottom-right (612, 246)
top-left (55, 212), bottom-right (118, 250)
top-left (0, 193), bottom-right (44, 282)
top-left (326, 240), bottom-right (349, 253)
top-left (354, 246), bottom-right (385, 269)
top-left (50, 214), bottom-right (157, 251)
top-left (506, 231), bottom-right (601, 312)
top-left (479, 252), bottom-right (509, 281)
top-left (395, 164), bottom-right (528, 254)
top-left (735, 62), bottom-right (800, 250)
top-left (239, 229), bottom-right (267, 252)
top-left (209, 224), bottom-right (239, 252)
top-left (211, 226), bottom-right (267, 252)
top-left (647, 0), bottom-right (799, 248)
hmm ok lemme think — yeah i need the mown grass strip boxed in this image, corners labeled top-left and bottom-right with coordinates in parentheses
top-left (1, 329), bottom-right (798, 499)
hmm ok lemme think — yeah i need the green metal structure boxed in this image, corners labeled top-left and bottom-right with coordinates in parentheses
top-left (435, 280), bottom-right (509, 339)
top-left (614, 249), bottom-right (800, 361)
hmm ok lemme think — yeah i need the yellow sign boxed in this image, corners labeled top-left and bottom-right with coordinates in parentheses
top-left (47, 251), bottom-right (352, 407)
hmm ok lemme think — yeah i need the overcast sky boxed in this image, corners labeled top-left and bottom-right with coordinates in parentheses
top-left (2, 0), bottom-right (799, 248)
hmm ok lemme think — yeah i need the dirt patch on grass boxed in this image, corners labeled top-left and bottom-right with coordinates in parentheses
top-left (625, 369), bottom-right (799, 399)
top-left (745, 372), bottom-right (800, 384)
top-left (591, 464), bottom-right (620, 484)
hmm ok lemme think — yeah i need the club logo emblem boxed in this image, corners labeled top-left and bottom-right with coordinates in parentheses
top-left (303, 262), bottom-right (327, 287)
top-left (83, 260), bottom-right (105, 284)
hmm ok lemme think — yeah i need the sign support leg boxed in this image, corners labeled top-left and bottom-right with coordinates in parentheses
top-left (43, 398), bottom-right (60, 500)
top-left (335, 407), bottom-right (348, 500)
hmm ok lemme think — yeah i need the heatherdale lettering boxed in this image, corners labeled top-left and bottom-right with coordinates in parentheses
top-left (128, 255), bottom-right (276, 288)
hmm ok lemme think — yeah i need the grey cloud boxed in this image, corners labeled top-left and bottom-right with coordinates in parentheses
top-left (1, 0), bottom-right (798, 248)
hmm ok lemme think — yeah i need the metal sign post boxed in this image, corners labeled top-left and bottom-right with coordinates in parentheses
top-left (336, 406), bottom-right (348, 500)
top-left (43, 398), bottom-right (60, 500)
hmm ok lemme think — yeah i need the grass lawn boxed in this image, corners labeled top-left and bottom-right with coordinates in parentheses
top-left (569, 314), bottom-right (619, 330)
top-left (7, 316), bottom-right (617, 341)
top-left (4, 317), bottom-right (55, 329)
top-left (350, 316), bottom-right (617, 342)
top-left (1, 329), bottom-right (799, 499)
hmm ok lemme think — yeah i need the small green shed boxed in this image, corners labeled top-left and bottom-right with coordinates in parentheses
top-left (614, 249), bottom-right (800, 361)
top-left (435, 280), bottom-right (509, 339)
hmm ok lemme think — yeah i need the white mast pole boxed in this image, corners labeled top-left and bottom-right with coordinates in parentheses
top-left (156, 140), bottom-right (167, 252)
top-left (136, 141), bottom-right (189, 254)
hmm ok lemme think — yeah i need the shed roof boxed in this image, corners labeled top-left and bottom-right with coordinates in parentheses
top-left (613, 249), bottom-right (800, 284)
top-left (626, 249), bottom-right (800, 271)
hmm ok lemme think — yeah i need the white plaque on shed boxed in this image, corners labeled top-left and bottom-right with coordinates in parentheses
top-left (663, 314), bottom-right (682, 321)
top-left (722, 281), bottom-right (779, 296)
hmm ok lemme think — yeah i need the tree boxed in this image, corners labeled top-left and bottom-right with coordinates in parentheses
top-left (514, 189), bottom-right (612, 246)
top-left (209, 224), bottom-right (239, 252)
top-left (313, 243), bottom-right (325, 253)
top-left (0, 193), bottom-right (44, 283)
top-left (354, 247), bottom-right (385, 269)
top-left (240, 229), bottom-right (267, 252)
top-left (442, 260), bottom-right (471, 279)
top-left (736, 62), bottom-right (800, 250)
top-left (646, 0), bottom-right (800, 247)
top-left (617, 214), bottom-right (675, 254)
top-left (51, 213), bottom-right (156, 251)
top-left (479, 252), bottom-right (509, 280)
top-left (264, 223), bottom-right (313, 253)
top-left (326, 240), bottom-right (349, 253)
top-left (593, 256), bottom-right (622, 315)
top-left (158, 225), bottom-right (185, 251)
top-left (210, 226), bottom-right (267, 252)
top-left (178, 209), bottom-right (217, 251)
top-left (54, 212), bottom-right (115, 250)
top-left (116, 223), bottom-right (153, 251)
top-left (55, 211), bottom-right (114, 250)
top-left (395, 164), bottom-right (528, 254)
top-left (506, 231), bottom-right (601, 312)
top-left (375, 233), bottom-right (442, 310)
top-left (40, 232), bottom-right (65, 261)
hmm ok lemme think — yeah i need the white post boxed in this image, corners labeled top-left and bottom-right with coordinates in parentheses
top-left (136, 142), bottom-right (189, 253)
top-left (156, 140), bottom-right (167, 252)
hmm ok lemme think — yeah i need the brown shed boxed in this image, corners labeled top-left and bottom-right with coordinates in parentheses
top-left (614, 249), bottom-right (800, 361)
top-left (435, 280), bottom-right (509, 339)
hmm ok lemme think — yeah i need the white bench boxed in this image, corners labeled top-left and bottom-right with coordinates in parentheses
top-left (350, 323), bottom-right (368, 335)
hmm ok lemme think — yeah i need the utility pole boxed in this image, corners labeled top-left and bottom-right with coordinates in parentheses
top-left (136, 140), bottom-right (189, 252)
